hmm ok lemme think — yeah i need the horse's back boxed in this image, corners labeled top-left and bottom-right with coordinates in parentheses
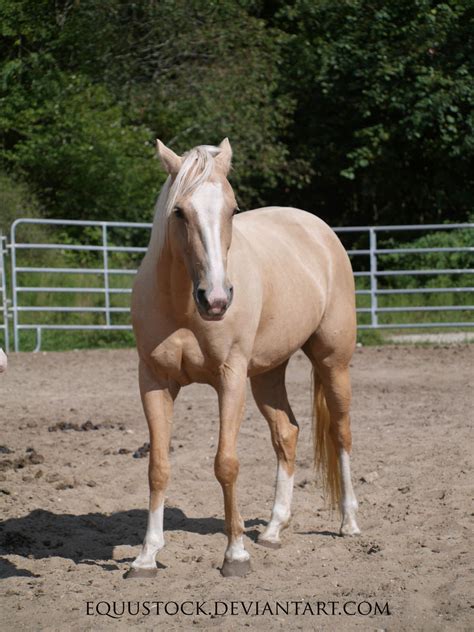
top-left (236, 206), bottom-right (334, 243)
top-left (234, 206), bottom-right (354, 302)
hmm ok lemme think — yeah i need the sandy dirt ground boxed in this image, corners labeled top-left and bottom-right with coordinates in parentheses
top-left (0, 345), bottom-right (472, 631)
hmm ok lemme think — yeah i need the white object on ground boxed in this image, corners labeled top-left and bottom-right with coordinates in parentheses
top-left (0, 348), bottom-right (7, 373)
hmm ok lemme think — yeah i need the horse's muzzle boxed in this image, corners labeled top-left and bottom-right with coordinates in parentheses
top-left (194, 285), bottom-right (234, 320)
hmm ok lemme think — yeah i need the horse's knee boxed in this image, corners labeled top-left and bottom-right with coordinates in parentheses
top-left (214, 451), bottom-right (239, 486)
top-left (149, 459), bottom-right (170, 491)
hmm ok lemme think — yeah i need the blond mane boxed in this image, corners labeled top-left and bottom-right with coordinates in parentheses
top-left (150, 145), bottom-right (221, 258)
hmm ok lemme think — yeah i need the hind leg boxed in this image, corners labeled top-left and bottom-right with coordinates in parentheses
top-left (317, 362), bottom-right (360, 535)
top-left (251, 362), bottom-right (299, 548)
top-left (303, 336), bottom-right (360, 536)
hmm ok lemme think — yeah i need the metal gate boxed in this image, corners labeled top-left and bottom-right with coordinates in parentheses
top-left (336, 224), bottom-right (474, 330)
top-left (9, 218), bottom-right (152, 352)
top-left (4, 218), bottom-right (474, 351)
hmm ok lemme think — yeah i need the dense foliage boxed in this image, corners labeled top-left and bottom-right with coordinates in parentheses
top-left (268, 0), bottom-right (474, 225)
top-left (1, 0), bottom-right (473, 228)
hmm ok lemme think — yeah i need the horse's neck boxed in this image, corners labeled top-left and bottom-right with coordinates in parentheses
top-left (153, 243), bottom-right (194, 315)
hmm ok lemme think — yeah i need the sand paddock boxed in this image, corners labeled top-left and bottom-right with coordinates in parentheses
top-left (0, 345), bottom-right (472, 630)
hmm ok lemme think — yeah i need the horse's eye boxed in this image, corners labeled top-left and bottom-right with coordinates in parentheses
top-left (174, 206), bottom-right (184, 219)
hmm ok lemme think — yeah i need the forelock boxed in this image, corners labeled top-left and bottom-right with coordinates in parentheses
top-left (151, 145), bottom-right (222, 258)
top-left (165, 145), bottom-right (221, 217)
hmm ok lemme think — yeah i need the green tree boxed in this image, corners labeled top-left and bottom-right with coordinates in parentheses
top-left (1, 0), bottom-right (472, 227)
top-left (0, 0), bottom-right (295, 220)
top-left (270, 0), bottom-right (474, 226)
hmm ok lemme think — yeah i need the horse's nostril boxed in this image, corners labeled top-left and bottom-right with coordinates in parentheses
top-left (196, 288), bottom-right (209, 309)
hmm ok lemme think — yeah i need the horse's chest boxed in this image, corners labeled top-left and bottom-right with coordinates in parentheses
top-left (149, 331), bottom-right (215, 386)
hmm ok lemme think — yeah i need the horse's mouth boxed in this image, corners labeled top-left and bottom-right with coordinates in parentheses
top-left (198, 311), bottom-right (226, 322)
top-left (195, 303), bottom-right (228, 321)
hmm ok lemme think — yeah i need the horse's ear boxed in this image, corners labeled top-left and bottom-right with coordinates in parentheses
top-left (156, 139), bottom-right (182, 175)
top-left (215, 138), bottom-right (232, 174)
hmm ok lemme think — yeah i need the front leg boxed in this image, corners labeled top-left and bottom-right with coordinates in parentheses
top-left (127, 360), bottom-right (179, 578)
top-left (214, 359), bottom-right (250, 577)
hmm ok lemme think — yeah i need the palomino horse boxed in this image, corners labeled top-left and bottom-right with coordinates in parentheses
top-left (129, 139), bottom-right (360, 578)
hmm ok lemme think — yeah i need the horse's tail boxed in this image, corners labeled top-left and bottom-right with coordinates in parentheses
top-left (312, 369), bottom-right (341, 509)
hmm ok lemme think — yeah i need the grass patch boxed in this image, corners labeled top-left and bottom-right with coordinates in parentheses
top-left (16, 328), bottom-right (135, 352)
top-left (356, 329), bottom-right (385, 346)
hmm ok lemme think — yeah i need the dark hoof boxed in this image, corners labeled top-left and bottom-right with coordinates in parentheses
top-left (220, 558), bottom-right (251, 577)
top-left (124, 566), bottom-right (158, 579)
top-left (258, 537), bottom-right (281, 550)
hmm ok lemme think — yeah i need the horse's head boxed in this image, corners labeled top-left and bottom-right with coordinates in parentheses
top-left (156, 139), bottom-right (238, 321)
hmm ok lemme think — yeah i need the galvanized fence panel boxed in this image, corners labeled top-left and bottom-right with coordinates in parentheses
top-left (335, 223), bottom-right (473, 330)
top-left (7, 218), bottom-right (474, 351)
top-left (10, 218), bottom-right (152, 352)
top-left (0, 234), bottom-right (9, 351)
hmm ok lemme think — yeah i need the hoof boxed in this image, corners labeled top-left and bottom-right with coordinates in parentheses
top-left (124, 566), bottom-right (158, 579)
top-left (340, 525), bottom-right (361, 537)
top-left (258, 536), bottom-right (281, 550)
top-left (221, 558), bottom-right (251, 578)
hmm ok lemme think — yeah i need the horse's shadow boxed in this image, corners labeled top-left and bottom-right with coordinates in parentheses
top-left (0, 507), bottom-right (265, 578)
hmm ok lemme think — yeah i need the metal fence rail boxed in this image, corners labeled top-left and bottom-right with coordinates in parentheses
top-left (335, 224), bottom-right (474, 330)
top-left (10, 218), bottom-right (151, 352)
top-left (3, 218), bottom-right (474, 351)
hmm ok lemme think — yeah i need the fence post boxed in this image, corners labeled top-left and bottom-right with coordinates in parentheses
top-left (369, 227), bottom-right (378, 328)
top-left (10, 221), bottom-right (20, 352)
top-left (102, 223), bottom-right (111, 327)
top-left (0, 235), bottom-right (9, 352)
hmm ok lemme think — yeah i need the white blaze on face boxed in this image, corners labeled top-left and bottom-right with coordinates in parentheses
top-left (190, 182), bottom-right (226, 301)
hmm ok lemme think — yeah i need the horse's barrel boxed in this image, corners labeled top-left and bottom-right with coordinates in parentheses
top-left (0, 348), bottom-right (7, 373)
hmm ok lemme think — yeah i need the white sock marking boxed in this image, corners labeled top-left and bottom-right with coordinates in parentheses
top-left (339, 449), bottom-right (360, 535)
top-left (225, 535), bottom-right (250, 562)
top-left (261, 462), bottom-right (294, 542)
top-left (132, 502), bottom-right (165, 569)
